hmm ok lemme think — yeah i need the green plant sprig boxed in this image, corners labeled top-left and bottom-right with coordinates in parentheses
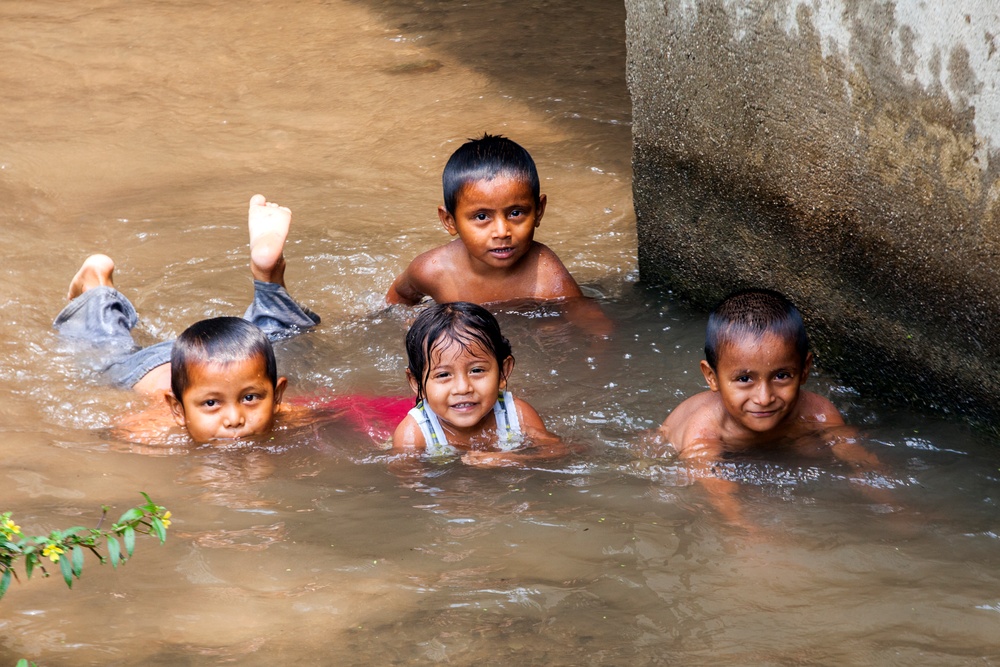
top-left (0, 492), bottom-right (170, 600)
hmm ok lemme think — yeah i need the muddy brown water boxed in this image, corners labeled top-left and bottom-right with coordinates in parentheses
top-left (2, 1), bottom-right (999, 665)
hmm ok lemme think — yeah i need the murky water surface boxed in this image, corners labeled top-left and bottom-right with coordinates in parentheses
top-left (2, 1), bottom-right (1000, 664)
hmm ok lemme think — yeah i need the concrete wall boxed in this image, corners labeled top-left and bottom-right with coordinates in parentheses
top-left (626, 0), bottom-right (1000, 425)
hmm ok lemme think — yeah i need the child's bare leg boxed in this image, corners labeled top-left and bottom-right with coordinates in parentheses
top-left (67, 254), bottom-right (115, 300)
top-left (248, 194), bottom-right (291, 288)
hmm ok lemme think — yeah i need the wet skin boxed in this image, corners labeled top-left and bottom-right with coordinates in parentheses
top-left (166, 355), bottom-right (287, 443)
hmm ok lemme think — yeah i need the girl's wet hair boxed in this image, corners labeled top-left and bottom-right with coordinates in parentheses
top-left (442, 133), bottom-right (540, 215)
top-left (704, 289), bottom-right (809, 370)
top-left (406, 302), bottom-right (513, 402)
top-left (171, 317), bottom-right (277, 400)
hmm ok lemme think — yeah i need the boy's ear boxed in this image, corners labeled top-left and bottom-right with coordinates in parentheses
top-left (800, 352), bottom-right (814, 385)
top-left (438, 206), bottom-right (459, 236)
top-left (499, 356), bottom-right (515, 389)
top-left (273, 377), bottom-right (288, 407)
top-left (165, 392), bottom-right (187, 427)
top-left (406, 368), bottom-right (421, 396)
top-left (699, 360), bottom-right (720, 392)
top-left (535, 194), bottom-right (547, 227)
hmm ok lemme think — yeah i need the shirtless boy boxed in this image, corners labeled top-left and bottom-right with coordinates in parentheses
top-left (659, 288), bottom-right (873, 466)
top-left (386, 134), bottom-right (586, 306)
top-left (55, 195), bottom-right (322, 443)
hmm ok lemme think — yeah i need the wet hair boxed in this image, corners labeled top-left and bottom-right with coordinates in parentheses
top-left (442, 133), bottom-right (540, 215)
top-left (704, 289), bottom-right (809, 370)
top-left (170, 317), bottom-right (277, 400)
top-left (405, 302), bottom-right (513, 403)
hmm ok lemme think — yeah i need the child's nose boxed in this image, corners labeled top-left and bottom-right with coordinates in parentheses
top-left (222, 405), bottom-right (246, 427)
top-left (452, 374), bottom-right (472, 393)
top-left (492, 218), bottom-right (511, 238)
top-left (755, 382), bottom-right (775, 405)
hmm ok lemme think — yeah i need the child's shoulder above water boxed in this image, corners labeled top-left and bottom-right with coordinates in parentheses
top-left (388, 237), bottom-right (582, 305)
top-left (661, 387), bottom-right (844, 460)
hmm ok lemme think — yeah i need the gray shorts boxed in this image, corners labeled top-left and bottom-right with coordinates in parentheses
top-left (52, 281), bottom-right (320, 388)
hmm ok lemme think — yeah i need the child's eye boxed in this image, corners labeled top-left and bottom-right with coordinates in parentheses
top-left (242, 393), bottom-right (260, 403)
top-left (470, 367), bottom-right (485, 374)
top-left (509, 209), bottom-right (523, 218)
top-left (203, 399), bottom-right (218, 408)
top-left (735, 375), bottom-right (752, 383)
top-left (474, 213), bottom-right (489, 222)
top-left (775, 371), bottom-right (793, 380)
top-left (433, 372), bottom-right (451, 380)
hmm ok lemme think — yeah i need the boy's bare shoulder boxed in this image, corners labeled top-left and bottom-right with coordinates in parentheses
top-left (658, 391), bottom-right (725, 458)
top-left (794, 390), bottom-right (846, 427)
top-left (529, 242), bottom-right (584, 300)
top-left (387, 241), bottom-right (465, 304)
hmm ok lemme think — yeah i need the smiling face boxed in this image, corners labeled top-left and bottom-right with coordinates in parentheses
top-left (408, 336), bottom-right (514, 443)
top-left (167, 354), bottom-right (287, 443)
top-left (439, 175), bottom-right (546, 271)
top-left (700, 331), bottom-right (812, 437)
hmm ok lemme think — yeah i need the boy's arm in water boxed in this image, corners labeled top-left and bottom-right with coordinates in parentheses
top-left (460, 398), bottom-right (571, 467)
top-left (386, 247), bottom-right (445, 305)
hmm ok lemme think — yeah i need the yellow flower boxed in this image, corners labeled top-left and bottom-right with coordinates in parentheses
top-left (42, 543), bottom-right (65, 563)
top-left (161, 511), bottom-right (171, 529)
top-left (1, 517), bottom-right (20, 535)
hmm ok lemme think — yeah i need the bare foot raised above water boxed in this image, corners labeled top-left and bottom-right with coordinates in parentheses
top-left (67, 254), bottom-right (115, 300)
top-left (248, 194), bottom-right (290, 287)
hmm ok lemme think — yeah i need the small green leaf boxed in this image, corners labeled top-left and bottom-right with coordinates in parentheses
top-left (123, 526), bottom-right (136, 557)
top-left (24, 554), bottom-right (35, 579)
top-left (71, 546), bottom-right (84, 577)
top-left (150, 517), bottom-right (166, 543)
top-left (59, 554), bottom-right (73, 589)
top-left (17, 659), bottom-right (30, 667)
top-left (0, 567), bottom-right (12, 600)
top-left (107, 536), bottom-right (121, 568)
top-left (117, 508), bottom-right (142, 525)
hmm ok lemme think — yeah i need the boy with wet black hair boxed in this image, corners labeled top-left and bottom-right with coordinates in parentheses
top-left (659, 288), bottom-right (868, 462)
top-left (386, 133), bottom-right (585, 306)
top-left (55, 195), bottom-right (320, 443)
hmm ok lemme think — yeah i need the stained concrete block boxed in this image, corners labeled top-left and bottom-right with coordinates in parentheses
top-left (626, 0), bottom-right (1000, 424)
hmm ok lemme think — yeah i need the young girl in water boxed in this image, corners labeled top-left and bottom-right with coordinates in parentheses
top-left (392, 302), bottom-right (568, 466)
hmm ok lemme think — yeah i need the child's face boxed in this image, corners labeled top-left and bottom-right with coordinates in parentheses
top-left (438, 175), bottom-right (546, 270)
top-left (699, 332), bottom-right (812, 435)
top-left (166, 354), bottom-right (287, 443)
top-left (408, 338), bottom-right (514, 440)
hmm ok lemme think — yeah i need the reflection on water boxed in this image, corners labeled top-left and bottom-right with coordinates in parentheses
top-left (2, 0), bottom-right (1000, 665)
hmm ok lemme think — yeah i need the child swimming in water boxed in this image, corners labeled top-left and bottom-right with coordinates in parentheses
top-left (387, 134), bottom-right (582, 305)
top-left (392, 302), bottom-right (568, 466)
top-left (56, 195), bottom-right (407, 444)
top-left (658, 288), bottom-right (876, 466)
top-left (385, 134), bottom-right (611, 337)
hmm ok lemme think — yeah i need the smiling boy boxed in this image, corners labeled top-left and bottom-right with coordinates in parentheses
top-left (386, 134), bottom-right (585, 306)
top-left (659, 289), bottom-right (851, 460)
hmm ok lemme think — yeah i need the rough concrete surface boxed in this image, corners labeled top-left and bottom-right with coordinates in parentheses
top-left (626, 0), bottom-right (1000, 425)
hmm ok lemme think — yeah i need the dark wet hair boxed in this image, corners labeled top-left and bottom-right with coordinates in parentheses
top-left (442, 134), bottom-right (540, 215)
top-left (405, 302), bottom-right (513, 403)
top-left (704, 289), bottom-right (809, 370)
top-left (171, 317), bottom-right (277, 400)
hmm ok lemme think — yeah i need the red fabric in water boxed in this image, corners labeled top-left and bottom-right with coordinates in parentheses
top-left (288, 394), bottom-right (413, 441)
